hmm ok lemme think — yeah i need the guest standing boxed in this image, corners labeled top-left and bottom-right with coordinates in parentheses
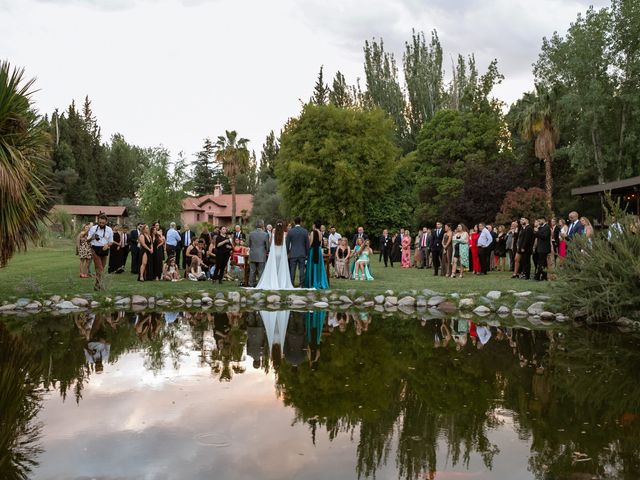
top-left (451, 224), bottom-right (469, 278)
top-left (351, 226), bottom-right (368, 248)
top-left (212, 226), bottom-right (233, 284)
top-left (516, 217), bottom-right (534, 280)
top-left (401, 233), bottom-right (411, 268)
top-left (557, 219), bottom-right (568, 262)
top-left (470, 225), bottom-right (481, 274)
top-left (442, 224), bottom-right (453, 277)
top-left (533, 217), bottom-right (551, 281)
top-left (87, 214), bottom-right (113, 291)
top-left (476, 223), bottom-right (493, 275)
top-left (152, 227), bottom-right (165, 281)
top-left (129, 223), bottom-right (142, 274)
top-left (181, 225), bottom-right (194, 269)
top-left (328, 227), bottom-right (342, 267)
top-left (418, 227), bottom-right (429, 269)
top-left (429, 222), bottom-right (444, 276)
top-left (494, 225), bottom-right (507, 271)
top-left (390, 232), bottom-right (402, 266)
top-left (379, 229), bottom-right (392, 267)
top-left (165, 222), bottom-right (181, 259)
top-left (108, 226), bottom-right (123, 274)
top-left (76, 223), bottom-right (93, 279)
top-left (304, 220), bottom-right (329, 289)
top-left (138, 225), bottom-right (154, 282)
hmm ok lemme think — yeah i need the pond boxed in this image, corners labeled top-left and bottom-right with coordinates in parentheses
top-left (1, 309), bottom-right (639, 480)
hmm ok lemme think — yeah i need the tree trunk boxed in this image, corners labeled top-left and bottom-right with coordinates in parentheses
top-left (544, 154), bottom-right (553, 213)
top-left (617, 102), bottom-right (627, 179)
top-left (591, 124), bottom-right (604, 184)
top-left (231, 177), bottom-right (237, 226)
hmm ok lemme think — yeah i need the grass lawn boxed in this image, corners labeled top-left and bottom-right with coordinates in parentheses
top-left (0, 238), bottom-right (553, 300)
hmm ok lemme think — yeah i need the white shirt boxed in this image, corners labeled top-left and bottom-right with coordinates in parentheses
top-left (88, 224), bottom-right (113, 247)
top-left (166, 228), bottom-right (181, 246)
top-left (328, 232), bottom-right (342, 249)
top-left (477, 228), bottom-right (493, 248)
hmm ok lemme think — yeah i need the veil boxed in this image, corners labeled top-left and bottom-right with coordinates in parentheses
top-left (255, 233), bottom-right (293, 290)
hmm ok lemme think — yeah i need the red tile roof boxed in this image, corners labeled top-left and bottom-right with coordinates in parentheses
top-left (51, 205), bottom-right (128, 216)
top-left (182, 193), bottom-right (253, 217)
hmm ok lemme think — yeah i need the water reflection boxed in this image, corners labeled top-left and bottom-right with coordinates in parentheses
top-left (0, 310), bottom-right (638, 479)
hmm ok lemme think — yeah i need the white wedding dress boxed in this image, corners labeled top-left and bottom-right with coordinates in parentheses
top-left (259, 310), bottom-right (290, 352)
top-left (255, 234), bottom-right (294, 290)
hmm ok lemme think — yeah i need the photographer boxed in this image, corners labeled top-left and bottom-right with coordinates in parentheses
top-left (212, 226), bottom-right (233, 284)
top-left (87, 213), bottom-right (114, 290)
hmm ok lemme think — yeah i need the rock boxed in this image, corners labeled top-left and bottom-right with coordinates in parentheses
top-left (214, 299), bottom-right (228, 306)
top-left (540, 311), bottom-right (555, 321)
top-left (185, 297), bottom-right (193, 306)
top-left (459, 298), bottom-right (475, 309)
top-left (486, 290), bottom-right (502, 300)
top-left (512, 309), bottom-right (528, 317)
top-left (156, 299), bottom-right (171, 307)
top-left (536, 295), bottom-right (552, 301)
top-left (173, 298), bottom-right (185, 306)
top-left (363, 301), bottom-right (374, 307)
top-left (346, 289), bottom-right (357, 297)
top-left (354, 296), bottom-right (366, 304)
top-left (384, 290), bottom-right (395, 296)
top-left (384, 305), bottom-right (398, 312)
top-left (114, 297), bottom-right (131, 305)
top-left (288, 294), bottom-right (308, 305)
top-left (616, 317), bottom-right (634, 326)
top-left (384, 296), bottom-right (398, 306)
top-left (555, 314), bottom-right (568, 323)
top-left (513, 291), bottom-right (532, 297)
top-left (131, 295), bottom-right (147, 305)
top-left (416, 296), bottom-right (427, 307)
top-left (497, 305), bottom-right (511, 314)
top-left (374, 295), bottom-right (385, 305)
top-left (398, 296), bottom-right (416, 306)
top-left (473, 305), bottom-right (491, 315)
top-left (192, 299), bottom-right (202, 306)
top-left (43, 300), bottom-right (52, 307)
top-left (25, 301), bottom-right (42, 310)
top-left (527, 302), bottom-right (545, 316)
top-left (56, 301), bottom-right (79, 310)
top-left (450, 292), bottom-right (460, 299)
top-left (398, 305), bottom-right (415, 315)
top-left (422, 289), bottom-right (440, 297)
top-left (71, 297), bottom-right (89, 307)
top-left (0, 304), bottom-right (17, 311)
top-left (267, 294), bottom-right (281, 304)
top-left (313, 302), bottom-right (329, 308)
top-left (437, 301), bottom-right (457, 313)
top-left (339, 295), bottom-right (353, 304)
top-left (16, 298), bottom-right (30, 308)
top-left (50, 295), bottom-right (61, 303)
top-left (427, 295), bottom-right (446, 307)
top-left (228, 291), bottom-right (241, 303)
top-left (202, 296), bottom-right (213, 304)
top-left (374, 305), bottom-right (385, 312)
top-left (148, 297), bottom-right (155, 307)
top-left (215, 292), bottom-right (226, 299)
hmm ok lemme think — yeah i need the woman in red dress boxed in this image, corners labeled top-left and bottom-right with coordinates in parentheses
top-left (470, 224), bottom-right (481, 274)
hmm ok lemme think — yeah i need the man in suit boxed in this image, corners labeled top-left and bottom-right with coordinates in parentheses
top-left (181, 225), bottom-right (195, 269)
top-left (566, 211), bottom-right (585, 239)
top-left (429, 222), bottom-right (445, 276)
top-left (379, 229), bottom-right (392, 267)
top-left (533, 216), bottom-right (551, 281)
top-left (351, 226), bottom-right (368, 248)
top-left (287, 216), bottom-right (309, 287)
top-left (128, 223), bottom-right (142, 274)
top-left (516, 217), bottom-right (534, 279)
top-left (247, 220), bottom-right (270, 287)
top-left (174, 225), bottom-right (183, 267)
top-left (233, 224), bottom-right (246, 242)
top-left (418, 227), bottom-right (429, 269)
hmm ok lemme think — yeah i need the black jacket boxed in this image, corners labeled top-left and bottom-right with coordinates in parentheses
top-left (517, 225), bottom-right (534, 254)
top-left (535, 223), bottom-right (552, 254)
top-left (429, 228), bottom-right (444, 252)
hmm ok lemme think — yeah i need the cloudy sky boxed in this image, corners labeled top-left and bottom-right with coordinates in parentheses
top-left (1, 0), bottom-right (609, 162)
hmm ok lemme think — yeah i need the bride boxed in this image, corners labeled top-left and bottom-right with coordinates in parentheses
top-left (256, 221), bottom-right (294, 290)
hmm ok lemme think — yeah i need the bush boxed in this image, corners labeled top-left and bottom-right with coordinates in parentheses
top-left (556, 210), bottom-right (640, 322)
top-left (496, 187), bottom-right (551, 224)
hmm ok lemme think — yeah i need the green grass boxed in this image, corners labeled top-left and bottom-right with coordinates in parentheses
top-left (0, 238), bottom-right (553, 300)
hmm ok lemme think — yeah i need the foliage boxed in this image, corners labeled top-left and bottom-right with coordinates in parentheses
top-left (235, 150), bottom-right (258, 195)
top-left (258, 130), bottom-right (279, 183)
top-left (310, 65), bottom-right (330, 106)
top-left (276, 104), bottom-right (399, 231)
top-left (214, 130), bottom-right (250, 225)
top-left (496, 187), bottom-right (552, 224)
top-left (49, 208), bottom-right (73, 237)
top-left (0, 61), bottom-right (52, 267)
top-left (137, 148), bottom-right (188, 226)
top-left (557, 205), bottom-right (640, 322)
top-left (328, 71), bottom-right (354, 108)
top-left (250, 177), bottom-right (286, 225)
top-left (190, 138), bottom-right (229, 196)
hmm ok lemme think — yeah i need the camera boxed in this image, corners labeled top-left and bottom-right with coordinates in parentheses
top-left (93, 234), bottom-right (101, 241)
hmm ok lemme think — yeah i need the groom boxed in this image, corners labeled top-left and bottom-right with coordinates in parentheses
top-left (286, 216), bottom-right (309, 287)
top-left (247, 219), bottom-right (270, 287)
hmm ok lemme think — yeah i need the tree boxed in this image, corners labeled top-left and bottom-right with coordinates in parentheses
top-left (251, 177), bottom-right (286, 225)
top-left (0, 61), bottom-right (52, 267)
top-left (328, 71), bottom-right (353, 108)
top-left (236, 150), bottom-right (258, 194)
top-left (495, 187), bottom-right (551, 224)
top-left (258, 130), bottom-right (279, 183)
top-left (514, 85), bottom-right (560, 211)
top-left (137, 148), bottom-right (187, 225)
top-left (310, 65), bottom-right (330, 106)
top-left (102, 133), bottom-right (149, 203)
top-left (191, 138), bottom-right (217, 196)
top-left (214, 130), bottom-right (250, 225)
top-left (276, 104), bottom-right (398, 231)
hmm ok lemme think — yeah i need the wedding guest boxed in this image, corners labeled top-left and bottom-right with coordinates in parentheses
top-left (200, 226), bottom-right (211, 252)
top-left (581, 216), bottom-right (594, 238)
top-left (488, 224), bottom-right (498, 270)
top-left (328, 226), bottom-right (342, 267)
top-left (108, 225), bottom-right (124, 274)
top-left (138, 224), bottom-right (154, 282)
top-left (334, 237), bottom-right (351, 279)
top-left (442, 224), bottom-right (453, 277)
top-left (188, 256), bottom-right (207, 281)
top-left (87, 214), bottom-right (114, 290)
top-left (515, 217), bottom-right (534, 280)
top-left (390, 232), bottom-right (402, 266)
top-left (413, 230), bottom-right (421, 267)
top-left (533, 216), bottom-right (551, 281)
top-left (401, 231), bottom-right (411, 268)
top-left (557, 218), bottom-right (568, 262)
top-left (494, 225), bottom-right (507, 271)
top-left (379, 229), bottom-right (392, 267)
top-left (351, 226), bottom-right (368, 247)
top-left (185, 237), bottom-right (202, 273)
top-left (418, 227), bottom-right (429, 269)
top-left (174, 225), bottom-right (182, 267)
top-left (76, 223), bottom-right (93, 279)
top-left (165, 222), bottom-right (181, 259)
top-left (566, 211), bottom-right (585, 239)
top-left (212, 226), bottom-right (233, 284)
top-left (429, 222), bottom-right (445, 276)
top-left (451, 224), bottom-right (469, 278)
top-left (266, 224), bottom-right (273, 241)
top-left (305, 220), bottom-right (329, 289)
top-left (233, 224), bottom-right (245, 242)
top-left (353, 240), bottom-right (374, 281)
top-left (128, 222), bottom-right (142, 275)
top-left (151, 226), bottom-right (165, 281)
top-left (470, 225), bottom-right (481, 274)
top-left (162, 256), bottom-right (182, 281)
top-left (608, 215), bottom-right (623, 241)
top-left (505, 221), bottom-right (517, 272)
top-left (181, 224), bottom-right (195, 269)
top-left (477, 223), bottom-right (493, 275)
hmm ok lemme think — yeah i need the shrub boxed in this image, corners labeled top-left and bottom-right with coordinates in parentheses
top-left (556, 209), bottom-right (640, 322)
top-left (496, 187), bottom-right (551, 224)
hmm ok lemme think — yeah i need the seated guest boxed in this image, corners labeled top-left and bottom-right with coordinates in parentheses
top-left (188, 256), bottom-right (207, 281)
top-left (162, 256), bottom-right (182, 281)
top-left (334, 238), bottom-right (351, 279)
top-left (353, 240), bottom-right (374, 281)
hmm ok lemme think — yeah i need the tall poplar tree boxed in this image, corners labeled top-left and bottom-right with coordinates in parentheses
top-left (258, 130), bottom-right (279, 182)
top-left (311, 66), bottom-right (330, 106)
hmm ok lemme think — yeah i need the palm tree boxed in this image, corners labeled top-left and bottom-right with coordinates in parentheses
top-left (0, 61), bottom-right (51, 267)
top-left (517, 84), bottom-right (560, 211)
top-left (214, 130), bottom-right (249, 225)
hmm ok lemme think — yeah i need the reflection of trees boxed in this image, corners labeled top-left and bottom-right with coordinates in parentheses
top-left (0, 323), bottom-right (44, 479)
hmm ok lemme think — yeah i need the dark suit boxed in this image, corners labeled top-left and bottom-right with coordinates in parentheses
top-left (233, 231), bottom-right (246, 242)
top-left (128, 229), bottom-right (140, 274)
top-left (379, 234), bottom-right (392, 266)
top-left (517, 225), bottom-right (534, 279)
top-left (429, 228), bottom-right (444, 275)
top-left (534, 223), bottom-right (551, 281)
top-left (287, 225), bottom-right (309, 286)
top-left (181, 229), bottom-right (195, 269)
top-left (352, 232), bottom-right (369, 248)
top-left (566, 220), bottom-right (585, 239)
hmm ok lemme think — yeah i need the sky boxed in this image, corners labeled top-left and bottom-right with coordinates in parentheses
top-left (0, 0), bottom-right (610, 163)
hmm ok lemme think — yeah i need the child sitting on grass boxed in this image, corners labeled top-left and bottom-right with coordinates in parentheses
top-left (162, 256), bottom-right (182, 282)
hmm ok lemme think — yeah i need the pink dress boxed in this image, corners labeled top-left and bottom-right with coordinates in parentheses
top-left (401, 236), bottom-right (411, 268)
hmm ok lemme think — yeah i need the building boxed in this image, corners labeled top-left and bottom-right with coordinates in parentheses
top-left (51, 205), bottom-right (129, 225)
top-left (571, 175), bottom-right (640, 217)
top-left (181, 185), bottom-right (254, 227)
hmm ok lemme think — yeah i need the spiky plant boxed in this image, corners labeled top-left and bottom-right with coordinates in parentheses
top-left (0, 61), bottom-right (51, 267)
top-left (516, 84), bottom-right (559, 212)
top-left (214, 130), bottom-right (249, 225)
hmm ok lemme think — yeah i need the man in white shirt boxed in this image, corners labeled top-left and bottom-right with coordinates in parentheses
top-left (87, 213), bottom-right (114, 290)
top-left (608, 216), bottom-right (623, 241)
top-left (165, 222), bottom-right (181, 259)
top-left (476, 223), bottom-right (493, 275)
top-left (328, 227), bottom-right (342, 267)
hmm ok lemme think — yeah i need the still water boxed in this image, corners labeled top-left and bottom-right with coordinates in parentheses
top-left (1, 309), bottom-right (639, 480)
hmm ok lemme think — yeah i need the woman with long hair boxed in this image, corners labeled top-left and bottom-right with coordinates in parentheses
top-left (304, 220), bottom-right (329, 289)
top-left (442, 224), bottom-right (453, 277)
top-left (138, 224), bottom-right (153, 281)
top-left (557, 218), bottom-right (568, 261)
top-left (470, 224), bottom-right (481, 274)
top-left (334, 237), bottom-right (351, 279)
top-left (255, 220), bottom-right (294, 289)
top-left (494, 225), bottom-right (507, 271)
top-left (353, 240), bottom-right (374, 281)
top-left (76, 223), bottom-right (93, 278)
top-left (581, 216), bottom-right (594, 238)
top-left (401, 231), bottom-right (411, 268)
top-left (451, 224), bottom-right (469, 278)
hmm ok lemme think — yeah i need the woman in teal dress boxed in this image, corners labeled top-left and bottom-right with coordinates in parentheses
top-left (304, 220), bottom-right (329, 289)
top-left (353, 240), bottom-right (374, 281)
top-left (451, 224), bottom-right (470, 278)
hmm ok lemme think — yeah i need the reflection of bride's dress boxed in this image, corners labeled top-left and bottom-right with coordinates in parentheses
top-left (260, 310), bottom-right (290, 351)
top-left (256, 235), bottom-right (294, 290)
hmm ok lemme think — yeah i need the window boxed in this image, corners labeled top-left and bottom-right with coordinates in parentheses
top-left (196, 214), bottom-right (201, 221)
